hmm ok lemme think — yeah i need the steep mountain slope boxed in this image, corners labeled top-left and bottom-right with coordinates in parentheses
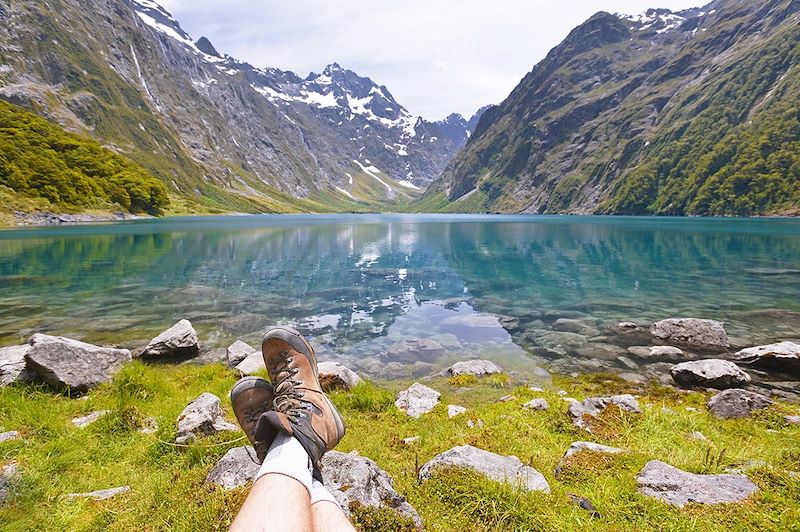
top-left (426, 0), bottom-right (800, 216)
top-left (0, 0), bottom-right (478, 215)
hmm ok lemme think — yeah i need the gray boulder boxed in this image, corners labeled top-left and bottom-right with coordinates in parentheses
top-left (636, 460), bottom-right (758, 507)
top-left (226, 340), bottom-right (255, 366)
top-left (707, 389), bottom-right (773, 419)
top-left (419, 445), bottom-right (550, 493)
top-left (734, 341), bottom-right (800, 375)
top-left (523, 398), bottom-right (549, 411)
top-left (65, 486), bottom-right (130, 500)
top-left (24, 334), bottom-right (131, 393)
top-left (206, 446), bottom-right (260, 489)
top-left (318, 361), bottom-right (362, 391)
top-left (628, 345), bottom-right (686, 361)
top-left (0, 462), bottom-right (19, 504)
top-left (321, 450), bottom-right (422, 528)
top-left (650, 318), bottom-right (729, 353)
top-left (568, 395), bottom-right (642, 432)
top-left (446, 359), bottom-right (503, 377)
top-left (235, 350), bottom-right (265, 376)
top-left (395, 383), bottom-right (440, 418)
top-left (385, 339), bottom-right (444, 363)
top-left (141, 319), bottom-right (199, 359)
top-left (669, 359), bottom-right (750, 389)
top-left (556, 441), bottom-right (623, 478)
top-left (71, 410), bottom-right (111, 428)
top-left (176, 392), bottom-right (238, 444)
top-left (0, 344), bottom-right (31, 385)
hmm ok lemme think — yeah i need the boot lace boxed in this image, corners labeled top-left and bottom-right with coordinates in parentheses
top-left (271, 350), bottom-right (311, 422)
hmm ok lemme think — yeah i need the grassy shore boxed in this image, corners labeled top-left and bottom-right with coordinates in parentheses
top-left (0, 362), bottom-right (798, 531)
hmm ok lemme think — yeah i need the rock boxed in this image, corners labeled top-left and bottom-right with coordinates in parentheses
top-left (24, 334), bottom-right (131, 392)
top-left (616, 356), bottom-right (639, 370)
top-left (628, 345), bottom-right (686, 361)
top-left (689, 431), bottom-right (709, 442)
top-left (733, 342), bottom-right (800, 375)
top-left (318, 361), bottom-right (362, 391)
top-left (523, 398), bottom-right (549, 411)
top-left (235, 350), bottom-right (266, 376)
top-left (140, 319), bottom-right (199, 359)
top-left (0, 431), bottom-right (20, 443)
top-left (0, 462), bottom-right (19, 503)
top-left (71, 410), bottom-right (111, 428)
top-left (785, 415), bottom-right (800, 426)
top-left (448, 405), bottom-right (467, 418)
top-left (395, 383), bottom-right (440, 418)
top-left (206, 446), bottom-right (260, 489)
top-left (175, 392), bottom-right (238, 444)
top-left (402, 436), bottom-right (421, 445)
top-left (618, 322), bottom-right (637, 329)
top-left (650, 318), bottom-right (728, 353)
top-left (707, 389), bottom-right (773, 419)
top-left (321, 450), bottom-right (422, 527)
top-left (226, 340), bottom-right (255, 366)
top-left (669, 360), bottom-right (750, 389)
top-left (619, 372), bottom-right (647, 384)
top-left (385, 338), bottom-right (444, 363)
top-left (556, 441), bottom-right (623, 478)
top-left (567, 395), bottom-right (642, 432)
top-left (419, 445), bottom-right (550, 493)
top-left (65, 486), bottom-right (130, 500)
top-left (467, 418), bottom-right (485, 428)
top-left (497, 315), bottom-right (520, 332)
top-left (575, 343), bottom-right (627, 360)
top-left (553, 319), bottom-right (599, 336)
top-left (497, 394), bottom-right (516, 403)
top-left (0, 344), bottom-right (31, 385)
top-left (636, 460), bottom-right (758, 507)
top-left (446, 359), bottom-right (503, 377)
top-left (528, 386), bottom-right (544, 392)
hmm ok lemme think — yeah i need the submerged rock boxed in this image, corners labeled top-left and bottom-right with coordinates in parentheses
top-left (321, 450), bottom-right (422, 528)
top-left (140, 319), bottom-right (199, 359)
top-left (175, 392), bottom-right (238, 444)
top-left (446, 359), bottom-right (503, 377)
top-left (65, 486), bottom-right (130, 500)
top-left (206, 446), bottom-right (260, 489)
top-left (0, 344), bottom-right (31, 386)
top-left (567, 395), bottom-right (642, 432)
top-left (628, 345), bottom-right (686, 361)
top-left (25, 334), bottom-right (131, 393)
top-left (226, 340), bottom-right (255, 366)
top-left (395, 383), bottom-right (440, 418)
top-left (385, 338), bottom-right (444, 363)
top-left (707, 389), bottom-right (773, 419)
top-left (650, 318), bottom-right (728, 353)
top-left (733, 342), bottom-right (800, 375)
top-left (636, 460), bottom-right (758, 507)
top-left (669, 359), bottom-right (750, 389)
top-left (419, 445), bottom-right (550, 493)
top-left (318, 361), bottom-right (362, 391)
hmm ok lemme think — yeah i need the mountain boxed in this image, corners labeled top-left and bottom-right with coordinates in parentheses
top-left (424, 0), bottom-right (800, 216)
top-left (0, 0), bottom-right (479, 215)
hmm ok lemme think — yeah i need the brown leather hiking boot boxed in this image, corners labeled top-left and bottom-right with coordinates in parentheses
top-left (254, 326), bottom-right (346, 466)
top-left (230, 376), bottom-right (275, 463)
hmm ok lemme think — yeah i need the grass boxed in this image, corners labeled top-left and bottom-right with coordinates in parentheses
top-left (1, 363), bottom-right (799, 531)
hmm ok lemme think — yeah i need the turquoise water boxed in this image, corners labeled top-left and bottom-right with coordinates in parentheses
top-left (1, 214), bottom-right (799, 384)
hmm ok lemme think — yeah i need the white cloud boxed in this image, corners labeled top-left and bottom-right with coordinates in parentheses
top-left (160, 0), bottom-right (704, 120)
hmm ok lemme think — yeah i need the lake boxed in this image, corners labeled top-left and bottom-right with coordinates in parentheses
top-left (1, 214), bottom-right (799, 391)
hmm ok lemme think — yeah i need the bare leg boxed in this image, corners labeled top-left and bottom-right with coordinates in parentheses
top-left (230, 474), bottom-right (313, 532)
top-left (311, 501), bottom-right (356, 532)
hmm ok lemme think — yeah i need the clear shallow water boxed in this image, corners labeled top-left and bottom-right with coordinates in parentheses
top-left (1, 214), bottom-right (800, 385)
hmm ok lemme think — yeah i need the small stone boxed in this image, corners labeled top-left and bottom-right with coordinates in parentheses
top-left (0, 431), bottom-right (20, 443)
top-left (176, 392), bottom-right (238, 444)
top-left (558, 390), bottom-right (568, 396)
top-left (497, 394), bottom-right (517, 403)
top-left (689, 431), bottom-right (709, 441)
top-left (650, 318), bottom-right (728, 353)
top-left (686, 407), bottom-right (698, 412)
top-left (235, 350), bottom-right (265, 376)
top-left (785, 415), bottom-right (800, 426)
top-left (556, 441), bottom-right (623, 477)
top-left (637, 460), bottom-right (758, 507)
top-left (318, 361), bottom-right (362, 391)
top-left (528, 386), bottom-right (544, 392)
top-left (523, 398), bottom-right (549, 411)
top-left (618, 322), bottom-right (637, 329)
top-left (0, 462), bottom-right (19, 503)
top-left (707, 389), bottom-right (773, 419)
top-left (226, 340), bottom-right (255, 366)
top-left (419, 445), bottom-right (549, 492)
top-left (670, 359), bottom-right (750, 389)
top-left (66, 486), bottom-right (130, 500)
top-left (628, 345), bottom-right (686, 360)
top-left (446, 359), bottom-right (503, 377)
top-left (448, 405), bottom-right (467, 418)
top-left (141, 319), bottom-right (199, 359)
top-left (71, 410), bottom-right (111, 428)
top-left (206, 446), bottom-right (260, 489)
top-left (567, 395), bottom-right (642, 432)
top-left (0, 344), bottom-right (32, 385)
top-left (402, 436), bottom-right (421, 445)
top-left (467, 418), bottom-right (485, 428)
top-left (395, 383), bottom-right (440, 418)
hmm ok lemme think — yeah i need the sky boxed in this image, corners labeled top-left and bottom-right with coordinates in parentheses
top-left (160, 0), bottom-right (704, 121)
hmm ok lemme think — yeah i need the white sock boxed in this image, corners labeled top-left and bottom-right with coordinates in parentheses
top-left (310, 478), bottom-right (340, 507)
top-left (253, 432), bottom-right (313, 494)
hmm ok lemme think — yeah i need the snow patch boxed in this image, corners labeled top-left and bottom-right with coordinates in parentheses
top-left (353, 159), bottom-right (392, 192)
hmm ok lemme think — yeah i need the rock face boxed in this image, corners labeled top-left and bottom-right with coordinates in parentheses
top-left (523, 398), bottom-right (550, 411)
top-left (446, 360), bottom-right (503, 377)
top-left (669, 360), bottom-right (750, 389)
top-left (24, 334), bottom-right (131, 392)
top-left (65, 486), bottom-right (131, 500)
top-left (650, 319), bottom-right (729, 353)
top-left (0, 462), bottom-right (19, 503)
top-left (568, 395), bottom-right (642, 432)
top-left (395, 383), bottom-right (440, 418)
top-left (141, 320), bottom-right (199, 359)
top-left (636, 460), bottom-right (758, 507)
top-left (321, 450), bottom-right (422, 527)
top-left (235, 350), bottom-right (266, 376)
top-left (206, 446), bottom-right (260, 489)
top-left (0, 344), bottom-right (31, 385)
top-left (175, 392), bottom-right (238, 444)
top-left (318, 361), bottom-right (362, 391)
top-left (419, 445), bottom-right (550, 493)
top-left (707, 389), bottom-right (773, 419)
top-left (71, 410), bottom-right (111, 428)
top-left (734, 342), bottom-right (800, 375)
top-left (226, 340), bottom-right (255, 366)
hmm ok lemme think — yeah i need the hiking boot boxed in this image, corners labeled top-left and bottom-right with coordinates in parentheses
top-left (230, 376), bottom-right (275, 463)
top-left (255, 326), bottom-right (346, 466)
